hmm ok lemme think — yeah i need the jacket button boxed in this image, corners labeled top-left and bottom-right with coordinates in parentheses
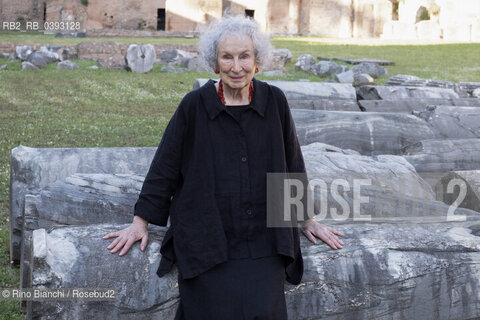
top-left (246, 209), bottom-right (252, 216)
top-left (241, 156), bottom-right (247, 162)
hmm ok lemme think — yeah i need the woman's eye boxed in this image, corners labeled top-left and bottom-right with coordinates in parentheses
top-left (240, 54), bottom-right (249, 59)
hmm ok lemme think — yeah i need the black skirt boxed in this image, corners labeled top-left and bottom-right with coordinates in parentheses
top-left (174, 255), bottom-right (288, 320)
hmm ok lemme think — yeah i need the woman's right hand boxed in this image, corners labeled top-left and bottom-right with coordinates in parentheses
top-left (103, 216), bottom-right (149, 256)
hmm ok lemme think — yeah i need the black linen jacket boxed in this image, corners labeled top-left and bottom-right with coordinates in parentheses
top-left (134, 78), bottom-right (306, 285)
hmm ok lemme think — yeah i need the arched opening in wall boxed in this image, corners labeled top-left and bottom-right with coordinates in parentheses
top-left (157, 8), bottom-right (166, 30)
top-left (43, 2), bottom-right (47, 21)
top-left (415, 6), bottom-right (430, 23)
top-left (245, 9), bottom-right (254, 18)
top-left (391, 0), bottom-right (399, 21)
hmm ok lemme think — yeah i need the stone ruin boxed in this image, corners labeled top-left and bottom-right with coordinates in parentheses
top-left (9, 76), bottom-right (480, 319)
top-left (1, 42), bottom-right (293, 74)
top-left (4, 43), bottom-right (386, 79)
top-left (0, 42), bottom-right (199, 73)
top-left (293, 54), bottom-right (391, 86)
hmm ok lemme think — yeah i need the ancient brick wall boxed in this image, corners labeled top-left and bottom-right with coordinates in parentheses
top-left (1, 0), bottom-right (478, 41)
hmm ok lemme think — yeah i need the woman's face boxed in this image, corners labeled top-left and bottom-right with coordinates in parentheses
top-left (216, 34), bottom-right (258, 92)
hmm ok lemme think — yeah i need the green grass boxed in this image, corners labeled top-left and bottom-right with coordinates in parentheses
top-left (271, 38), bottom-right (480, 82)
top-left (0, 203), bottom-right (23, 320)
top-left (0, 35), bottom-right (479, 318)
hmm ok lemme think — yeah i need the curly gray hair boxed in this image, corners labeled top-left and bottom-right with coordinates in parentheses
top-left (199, 15), bottom-right (272, 71)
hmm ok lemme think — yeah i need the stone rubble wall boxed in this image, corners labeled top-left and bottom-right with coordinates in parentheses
top-left (2, 0), bottom-right (479, 41)
top-left (0, 41), bottom-right (198, 61)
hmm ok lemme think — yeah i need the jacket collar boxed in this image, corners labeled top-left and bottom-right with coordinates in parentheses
top-left (200, 77), bottom-right (268, 120)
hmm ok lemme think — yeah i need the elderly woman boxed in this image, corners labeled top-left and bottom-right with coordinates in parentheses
top-left (104, 15), bottom-right (344, 320)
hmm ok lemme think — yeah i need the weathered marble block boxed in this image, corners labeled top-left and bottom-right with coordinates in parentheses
top-left (402, 139), bottom-right (480, 174)
top-left (193, 79), bottom-right (357, 100)
top-left (28, 221), bottom-right (480, 320)
top-left (301, 142), bottom-right (360, 155)
top-left (357, 85), bottom-right (460, 100)
top-left (290, 221), bottom-right (480, 320)
top-left (318, 56), bottom-right (395, 66)
top-left (385, 75), bottom-right (480, 98)
top-left (28, 224), bottom-right (178, 320)
top-left (386, 76), bottom-right (457, 89)
top-left (358, 98), bottom-right (480, 113)
top-left (25, 173), bottom-right (144, 227)
top-left (414, 106), bottom-right (480, 139)
top-left (298, 143), bottom-right (480, 224)
top-left (20, 173), bottom-right (145, 291)
top-left (9, 145), bottom-right (156, 263)
top-left (288, 99), bottom-right (360, 111)
top-left (302, 142), bottom-right (435, 201)
top-left (291, 109), bottom-right (437, 155)
top-left (125, 44), bottom-right (156, 73)
top-left (435, 170), bottom-right (480, 213)
top-left (402, 139), bottom-right (480, 189)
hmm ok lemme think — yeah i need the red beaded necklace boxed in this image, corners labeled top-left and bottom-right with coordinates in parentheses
top-left (217, 80), bottom-right (254, 105)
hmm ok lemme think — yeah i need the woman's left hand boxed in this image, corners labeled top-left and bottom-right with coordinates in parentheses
top-left (300, 219), bottom-right (344, 249)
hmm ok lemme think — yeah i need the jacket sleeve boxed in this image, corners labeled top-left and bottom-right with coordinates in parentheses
top-left (133, 103), bottom-right (186, 226)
